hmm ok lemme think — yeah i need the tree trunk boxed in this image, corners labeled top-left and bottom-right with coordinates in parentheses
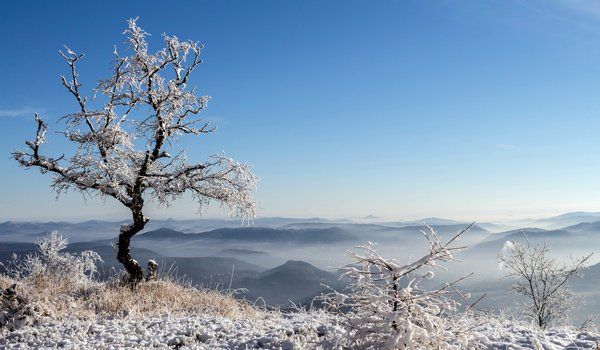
top-left (117, 206), bottom-right (149, 284)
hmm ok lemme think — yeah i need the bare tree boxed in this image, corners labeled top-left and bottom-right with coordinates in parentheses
top-left (499, 239), bottom-right (592, 329)
top-left (12, 18), bottom-right (257, 284)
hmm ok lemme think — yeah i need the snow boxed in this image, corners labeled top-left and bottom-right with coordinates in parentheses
top-left (0, 311), bottom-right (341, 349)
top-left (472, 316), bottom-right (600, 350)
top-left (2, 312), bottom-right (599, 349)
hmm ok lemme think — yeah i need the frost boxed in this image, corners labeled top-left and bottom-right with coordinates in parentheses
top-left (320, 225), bottom-right (478, 349)
top-left (498, 238), bottom-right (592, 329)
top-left (7, 232), bottom-right (102, 284)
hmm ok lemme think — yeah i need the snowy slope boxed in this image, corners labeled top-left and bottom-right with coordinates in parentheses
top-left (2, 312), bottom-right (599, 349)
top-left (0, 312), bottom-right (340, 350)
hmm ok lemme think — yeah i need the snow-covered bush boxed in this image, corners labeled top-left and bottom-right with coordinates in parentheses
top-left (8, 231), bottom-right (101, 287)
top-left (0, 232), bottom-right (102, 330)
top-left (321, 225), bottom-right (478, 350)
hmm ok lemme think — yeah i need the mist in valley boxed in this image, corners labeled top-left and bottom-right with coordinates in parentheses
top-left (2, 212), bottom-right (600, 320)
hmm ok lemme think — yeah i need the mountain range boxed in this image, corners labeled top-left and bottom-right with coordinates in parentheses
top-left (3, 212), bottom-right (600, 311)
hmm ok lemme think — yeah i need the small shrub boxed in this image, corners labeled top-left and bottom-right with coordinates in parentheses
top-left (321, 225), bottom-right (478, 349)
top-left (7, 231), bottom-right (102, 287)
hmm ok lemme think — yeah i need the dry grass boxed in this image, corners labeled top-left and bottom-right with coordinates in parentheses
top-left (1, 233), bottom-right (257, 326)
top-left (0, 273), bottom-right (256, 322)
top-left (90, 279), bottom-right (256, 318)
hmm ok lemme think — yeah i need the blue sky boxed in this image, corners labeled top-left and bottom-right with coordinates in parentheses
top-left (2, 0), bottom-right (600, 221)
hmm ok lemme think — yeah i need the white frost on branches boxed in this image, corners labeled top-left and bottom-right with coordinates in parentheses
top-left (12, 18), bottom-right (257, 222)
top-left (321, 225), bottom-right (478, 350)
top-left (498, 239), bottom-right (592, 329)
top-left (7, 232), bottom-right (102, 285)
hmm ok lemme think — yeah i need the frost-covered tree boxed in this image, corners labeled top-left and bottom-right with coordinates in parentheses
top-left (499, 239), bottom-right (592, 329)
top-left (322, 225), bottom-right (476, 349)
top-left (12, 18), bottom-right (257, 284)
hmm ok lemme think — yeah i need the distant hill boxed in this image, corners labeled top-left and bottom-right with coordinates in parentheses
top-left (561, 221), bottom-right (600, 234)
top-left (392, 217), bottom-right (467, 226)
top-left (572, 260), bottom-right (600, 292)
top-left (0, 221), bottom-right (115, 242)
top-left (135, 227), bottom-right (190, 240)
top-left (467, 228), bottom-right (571, 254)
top-left (475, 222), bottom-right (514, 233)
top-left (218, 248), bottom-right (269, 256)
top-left (139, 226), bottom-right (359, 244)
top-left (280, 222), bottom-right (401, 231)
top-left (257, 260), bottom-right (335, 280)
top-left (200, 227), bottom-right (358, 243)
top-left (532, 212), bottom-right (600, 229)
top-left (279, 222), bottom-right (488, 243)
top-left (394, 223), bottom-right (487, 234)
top-left (163, 256), bottom-right (263, 288)
top-left (239, 260), bottom-right (346, 306)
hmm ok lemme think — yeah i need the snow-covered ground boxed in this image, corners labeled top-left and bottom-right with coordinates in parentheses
top-left (0, 311), bottom-right (341, 350)
top-left (2, 311), bottom-right (599, 349)
top-left (474, 316), bottom-right (600, 350)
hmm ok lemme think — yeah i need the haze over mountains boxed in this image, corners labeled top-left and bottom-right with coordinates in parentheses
top-left (1, 212), bottom-right (600, 315)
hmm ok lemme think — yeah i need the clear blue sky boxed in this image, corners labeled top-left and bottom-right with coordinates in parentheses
top-left (2, 0), bottom-right (600, 222)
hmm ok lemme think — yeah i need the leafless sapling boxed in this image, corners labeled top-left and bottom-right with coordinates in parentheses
top-left (499, 239), bottom-right (592, 329)
top-left (321, 224), bottom-right (476, 349)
